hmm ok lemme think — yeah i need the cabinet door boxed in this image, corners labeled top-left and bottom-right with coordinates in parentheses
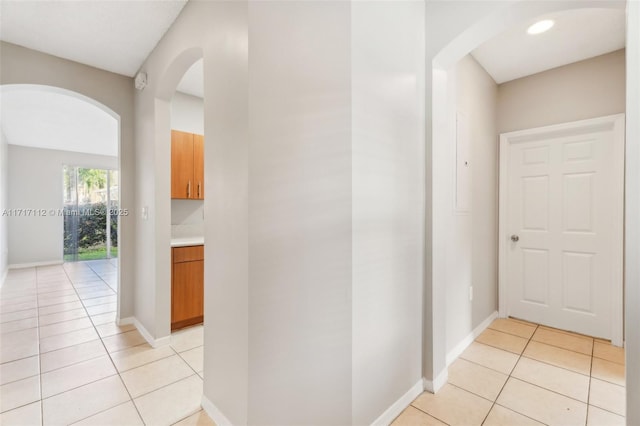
top-left (171, 130), bottom-right (194, 199)
top-left (193, 134), bottom-right (204, 200)
top-left (171, 260), bottom-right (204, 328)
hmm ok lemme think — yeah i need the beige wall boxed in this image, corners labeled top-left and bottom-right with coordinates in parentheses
top-left (498, 49), bottom-right (625, 133)
top-left (248, 3), bottom-right (353, 424)
top-left (137, 0), bottom-right (425, 423)
top-left (351, 2), bottom-right (424, 423)
top-left (132, 2), bottom-right (248, 421)
top-left (446, 55), bottom-right (498, 356)
top-left (7, 145), bottom-right (117, 266)
top-left (626, 2), bottom-right (640, 422)
top-left (0, 130), bottom-right (8, 282)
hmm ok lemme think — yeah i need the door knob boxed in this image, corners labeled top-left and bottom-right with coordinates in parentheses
top-left (511, 235), bottom-right (520, 242)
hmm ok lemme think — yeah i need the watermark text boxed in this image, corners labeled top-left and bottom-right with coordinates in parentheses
top-left (1, 208), bottom-right (130, 217)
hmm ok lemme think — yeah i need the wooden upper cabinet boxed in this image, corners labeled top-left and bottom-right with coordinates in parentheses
top-left (171, 130), bottom-right (194, 199)
top-left (193, 134), bottom-right (204, 200)
top-left (171, 130), bottom-right (204, 200)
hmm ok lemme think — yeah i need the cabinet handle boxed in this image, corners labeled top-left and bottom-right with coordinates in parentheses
top-left (198, 182), bottom-right (201, 198)
top-left (187, 181), bottom-right (191, 198)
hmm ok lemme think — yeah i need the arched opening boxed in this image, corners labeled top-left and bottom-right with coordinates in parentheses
top-left (151, 44), bottom-right (206, 378)
top-left (0, 83), bottom-right (125, 326)
top-left (426, 1), bottom-right (632, 420)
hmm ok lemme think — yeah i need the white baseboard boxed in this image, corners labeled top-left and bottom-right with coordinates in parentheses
top-left (118, 316), bottom-right (135, 326)
top-left (446, 310), bottom-right (498, 366)
top-left (9, 260), bottom-right (63, 269)
top-left (154, 335), bottom-right (171, 347)
top-left (423, 368), bottom-right (448, 393)
top-left (1, 267), bottom-right (7, 287)
top-left (120, 316), bottom-right (171, 348)
top-left (201, 395), bottom-right (234, 426)
top-left (421, 311), bottom-right (497, 397)
top-left (371, 379), bottom-right (423, 426)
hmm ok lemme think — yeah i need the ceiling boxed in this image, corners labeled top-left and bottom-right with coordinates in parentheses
top-left (0, 3), bottom-right (625, 95)
top-left (176, 59), bottom-right (204, 98)
top-left (1, 86), bottom-right (118, 157)
top-left (0, 0), bottom-right (188, 77)
top-left (472, 8), bottom-right (626, 84)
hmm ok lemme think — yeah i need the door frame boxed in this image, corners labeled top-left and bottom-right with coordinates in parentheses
top-left (498, 113), bottom-right (625, 346)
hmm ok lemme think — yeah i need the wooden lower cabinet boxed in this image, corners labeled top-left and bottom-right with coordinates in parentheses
top-left (171, 245), bottom-right (204, 331)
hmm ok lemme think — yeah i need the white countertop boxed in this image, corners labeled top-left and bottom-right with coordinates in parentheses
top-left (170, 236), bottom-right (204, 247)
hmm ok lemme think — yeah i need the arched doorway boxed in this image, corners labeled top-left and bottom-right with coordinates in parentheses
top-left (150, 47), bottom-right (204, 341)
top-left (424, 0), bottom-right (637, 423)
top-left (0, 83), bottom-right (124, 319)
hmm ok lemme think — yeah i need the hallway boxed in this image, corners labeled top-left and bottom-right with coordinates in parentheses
top-left (393, 318), bottom-right (625, 425)
top-left (0, 262), bottom-right (212, 425)
top-left (1, 263), bottom-right (628, 425)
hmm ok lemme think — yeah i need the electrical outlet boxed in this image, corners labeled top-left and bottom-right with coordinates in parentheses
top-left (469, 286), bottom-right (473, 301)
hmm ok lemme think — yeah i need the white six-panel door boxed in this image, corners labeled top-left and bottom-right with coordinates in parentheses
top-left (499, 115), bottom-right (624, 344)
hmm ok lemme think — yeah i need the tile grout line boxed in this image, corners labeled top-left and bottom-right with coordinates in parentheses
top-left (0, 369), bottom-right (40, 387)
top-left (35, 263), bottom-right (124, 425)
top-left (125, 372), bottom-right (201, 401)
top-left (486, 324), bottom-right (537, 340)
top-left (405, 320), bottom-right (614, 426)
top-left (452, 321), bottom-right (623, 425)
top-left (35, 266), bottom-right (44, 426)
top-left (484, 326), bottom-right (594, 359)
top-left (479, 324), bottom-right (539, 425)
top-left (466, 340), bottom-right (593, 380)
top-left (0, 305), bottom-right (39, 317)
top-left (0, 304), bottom-right (39, 315)
top-left (67, 400), bottom-right (133, 426)
top-left (446, 382), bottom-right (497, 404)
top-left (473, 331), bottom-right (624, 381)
top-left (408, 403), bottom-right (452, 425)
top-left (486, 324), bottom-right (622, 421)
top-left (517, 353), bottom-right (588, 377)
top-left (69, 363), bottom-right (204, 424)
top-left (173, 345), bottom-right (203, 377)
top-left (40, 349), bottom-right (105, 375)
top-left (588, 403), bottom-right (626, 418)
top-left (0, 321), bottom-right (39, 335)
top-left (84, 262), bottom-right (204, 423)
top-left (109, 344), bottom-right (174, 373)
top-left (462, 355), bottom-right (595, 409)
top-left (76, 264), bottom-right (148, 424)
top-left (492, 402), bottom-right (551, 426)
top-left (586, 337), bottom-right (594, 426)
top-left (506, 376), bottom-right (591, 407)
top-left (59, 263), bottom-right (147, 425)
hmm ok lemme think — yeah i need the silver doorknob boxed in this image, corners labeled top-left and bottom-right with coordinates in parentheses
top-left (511, 235), bottom-right (519, 242)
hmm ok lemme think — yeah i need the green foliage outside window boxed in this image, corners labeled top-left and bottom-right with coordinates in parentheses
top-left (63, 202), bottom-right (118, 254)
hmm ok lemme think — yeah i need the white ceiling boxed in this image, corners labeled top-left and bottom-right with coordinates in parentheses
top-left (472, 8), bottom-right (626, 84)
top-left (0, 86), bottom-right (118, 157)
top-left (0, 0), bottom-right (188, 77)
top-left (176, 59), bottom-right (204, 98)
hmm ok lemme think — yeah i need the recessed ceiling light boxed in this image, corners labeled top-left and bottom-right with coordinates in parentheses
top-left (527, 19), bottom-right (554, 35)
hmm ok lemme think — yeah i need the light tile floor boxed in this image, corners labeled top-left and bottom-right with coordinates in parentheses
top-left (393, 318), bottom-right (626, 426)
top-left (4, 266), bottom-right (626, 426)
top-left (0, 261), bottom-right (214, 426)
